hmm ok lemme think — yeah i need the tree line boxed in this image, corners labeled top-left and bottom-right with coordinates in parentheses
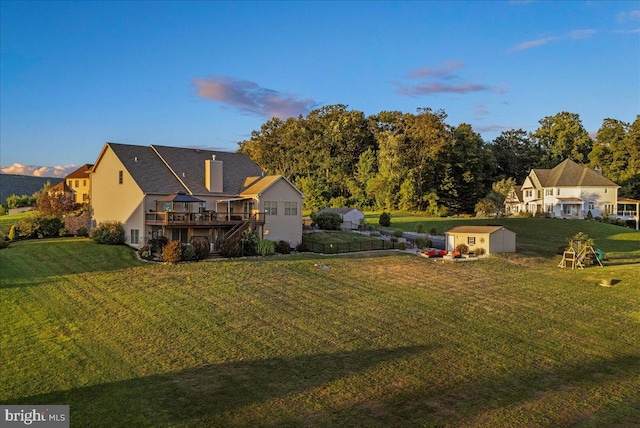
top-left (239, 105), bottom-right (639, 214)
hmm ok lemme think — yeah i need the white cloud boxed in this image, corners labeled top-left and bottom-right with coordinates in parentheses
top-left (1, 163), bottom-right (76, 178)
top-left (193, 76), bottom-right (318, 119)
top-left (511, 36), bottom-right (559, 52)
top-left (568, 29), bottom-right (597, 39)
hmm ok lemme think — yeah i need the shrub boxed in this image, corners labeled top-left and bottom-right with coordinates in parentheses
top-left (182, 244), bottom-right (197, 261)
top-left (429, 227), bottom-right (437, 236)
top-left (8, 224), bottom-right (16, 241)
top-left (397, 242), bottom-right (407, 250)
top-left (0, 205), bottom-right (7, 216)
top-left (455, 243), bottom-right (469, 254)
top-left (242, 229), bottom-right (259, 256)
top-left (59, 228), bottom-right (69, 237)
top-left (370, 230), bottom-right (381, 237)
top-left (311, 212), bottom-right (343, 230)
top-left (295, 241), bottom-right (310, 252)
top-left (275, 240), bottom-right (291, 254)
top-left (193, 240), bottom-right (210, 260)
top-left (163, 240), bottom-right (183, 263)
top-left (14, 215), bottom-right (41, 239)
top-left (76, 227), bottom-right (89, 237)
top-left (220, 239), bottom-right (243, 258)
top-left (36, 216), bottom-right (64, 238)
top-left (415, 223), bottom-right (424, 234)
top-left (475, 247), bottom-right (486, 256)
top-left (393, 229), bottom-right (404, 238)
top-left (586, 210), bottom-right (593, 220)
top-left (379, 212), bottom-right (391, 227)
top-left (414, 237), bottom-right (431, 249)
top-left (257, 239), bottom-right (276, 256)
top-left (90, 221), bottom-right (125, 245)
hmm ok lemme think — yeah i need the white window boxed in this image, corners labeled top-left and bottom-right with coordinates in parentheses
top-left (557, 188), bottom-right (560, 196)
top-left (604, 204), bottom-right (614, 214)
top-left (285, 201), bottom-right (297, 215)
top-left (467, 236), bottom-right (475, 245)
top-left (265, 201), bottom-right (277, 215)
top-left (604, 188), bottom-right (609, 194)
top-left (588, 202), bottom-right (595, 210)
top-left (130, 229), bottom-right (139, 244)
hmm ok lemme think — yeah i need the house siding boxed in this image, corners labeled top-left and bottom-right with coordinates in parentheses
top-left (260, 179), bottom-right (303, 247)
top-left (91, 147), bottom-right (146, 247)
top-left (445, 228), bottom-right (516, 254)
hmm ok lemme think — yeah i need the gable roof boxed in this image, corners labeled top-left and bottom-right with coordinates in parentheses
top-left (241, 175), bottom-right (305, 198)
top-left (446, 225), bottom-right (513, 235)
top-left (50, 181), bottom-right (72, 194)
top-left (95, 143), bottom-right (186, 194)
top-left (532, 159), bottom-right (618, 188)
top-left (92, 143), bottom-right (266, 196)
top-left (66, 164), bottom-right (94, 179)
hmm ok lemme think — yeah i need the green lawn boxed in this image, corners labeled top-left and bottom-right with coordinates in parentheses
top-left (0, 211), bottom-right (32, 235)
top-left (1, 222), bottom-right (640, 426)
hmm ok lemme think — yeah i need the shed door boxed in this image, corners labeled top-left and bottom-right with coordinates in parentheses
top-left (447, 234), bottom-right (455, 252)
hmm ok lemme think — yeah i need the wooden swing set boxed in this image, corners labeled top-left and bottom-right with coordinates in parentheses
top-left (558, 238), bottom-right (603, 269)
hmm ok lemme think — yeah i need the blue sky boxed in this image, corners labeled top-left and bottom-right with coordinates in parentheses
top-left (1, 1), bottom-right (639, 177)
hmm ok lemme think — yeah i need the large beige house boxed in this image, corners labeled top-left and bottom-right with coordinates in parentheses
top-left (90, 143), bottom-right (304, 250)
top-left (506, 159), bottom-right (619, 219)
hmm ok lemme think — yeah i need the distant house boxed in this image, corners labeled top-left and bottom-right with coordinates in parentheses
top-left (66, 164), bottom-right (93, 204)
top-left (317, 208), bottom-right (364, 230)
top-left (90, 143), bottom-right (304, 251)
top-left (445, 226), bottom-right (516, 255)
top-left (504, 185), bottom-right (524, 215)
top-left (512, 159), bottom-right (619, 219)
top-left (49, 181), bottom-right (73, 198)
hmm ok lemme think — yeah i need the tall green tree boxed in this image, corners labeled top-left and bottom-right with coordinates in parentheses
top-left (491, 129), bottom-right (542, 182)
top-left (439, 123), bottom-right (494, 214)
top-left (533, 112), bottom-right (593, 167)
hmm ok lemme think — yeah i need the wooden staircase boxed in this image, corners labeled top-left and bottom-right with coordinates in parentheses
top-left (216, 214), bottom-right (259, 250)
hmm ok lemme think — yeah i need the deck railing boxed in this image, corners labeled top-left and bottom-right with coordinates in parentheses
top-left (617, 210), bottom-right (638, 217)
top-left (145, 211), bottom-right (265, 226)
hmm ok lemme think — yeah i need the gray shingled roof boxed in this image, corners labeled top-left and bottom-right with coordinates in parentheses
top-left (151, 145), bottom-right (263, 195)
top-left (105, 143), bottom-right (264, 196)
top-left (107, 143), bottom-right (187, 194)
top-left (537, 159), bottom-right (618, 187)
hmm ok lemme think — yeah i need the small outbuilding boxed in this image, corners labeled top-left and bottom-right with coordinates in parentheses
top-left (445, 225), bottom-right (516, 255)
top-left (317, 208), bottom-right (365, 230)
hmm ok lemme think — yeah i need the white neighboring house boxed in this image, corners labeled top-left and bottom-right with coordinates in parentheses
top-left (317, 208), bottom-right (365, 230)
top-left (90, 142), bottom-right (305, 250)
top-left (514, 159), bottom-right (619, 219)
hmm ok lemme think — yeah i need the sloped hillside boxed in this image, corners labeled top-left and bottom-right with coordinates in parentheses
top-left (0, 174), bottom-right (63, 202)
